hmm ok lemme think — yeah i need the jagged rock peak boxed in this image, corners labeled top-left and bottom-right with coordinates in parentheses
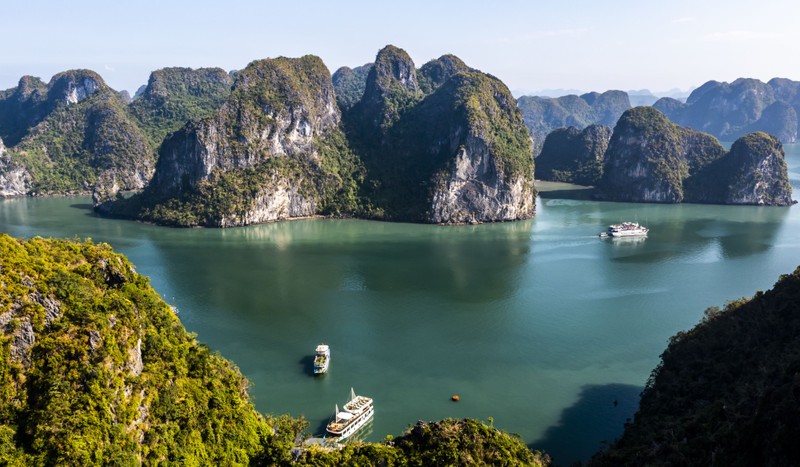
top-left (0, 134), bottom-right (28, 198)
top-left (141, 67), bottom-right (232, 99)
top-left (48, 69), bottom-right (106, 105)
top-left (724, 132), bottom-right (793, 205)
top-left (418, 54), bottom-right (472, 94)
top-left (15, 75), bottom-right (47, 99)
top-left (597, 106), bottom-right (727, 203)
top-left (331, 63), bottom-right (373, 111)
top-left (355, 45), bottom-right (423, 132)
top-left (143, 54), bottom-right (340, 202)
top-left (232, 55), bottom-right (338, 126)
top-left (133, 84), bottom-right (147, 99)
top-left (369, 45), bottom-right (419, 94)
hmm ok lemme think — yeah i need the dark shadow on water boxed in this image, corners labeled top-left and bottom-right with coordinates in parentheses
top-left (538, 188), bottom-right (596, 201)
top-left (298, 355), bottom-right (316, 377)
top-left (531, 383), bottom-right (642, 467)
top-left (69, 203), bottom-right (102, 219)
top-left (313, 417), bottom-right (331, 438)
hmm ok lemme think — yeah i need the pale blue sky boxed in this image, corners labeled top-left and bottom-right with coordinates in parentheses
top-left (4, 0), bottom-right (799, 96)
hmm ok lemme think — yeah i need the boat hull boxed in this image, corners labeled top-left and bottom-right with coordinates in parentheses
top-left (326, 406), bottom-right (374, 441)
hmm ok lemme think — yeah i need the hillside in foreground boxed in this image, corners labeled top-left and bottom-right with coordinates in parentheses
top-left (0, 234), bottom-right (548, 466)
top-left (591, 266), bottom-right (800, 466)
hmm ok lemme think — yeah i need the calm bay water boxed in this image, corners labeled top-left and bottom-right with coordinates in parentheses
top-left (2, 145), bottom-right (800, 464)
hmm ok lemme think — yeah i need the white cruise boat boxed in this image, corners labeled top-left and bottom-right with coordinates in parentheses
top-left (599, 222), bottom-right (649, 238)
top-left (314, 344), bottom-right (330, 375)
top-left (326, 388), bottom-right (374, 441)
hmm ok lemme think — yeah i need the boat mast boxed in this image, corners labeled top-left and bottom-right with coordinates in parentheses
top-left (350, 387), bottom-right (356, 401)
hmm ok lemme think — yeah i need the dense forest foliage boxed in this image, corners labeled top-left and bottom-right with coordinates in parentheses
top-left (128, 67), bottom-right (233, 148)
top-left (591, 266), bottom-right (800, 466)
top-left (534, 125), bottom-right (611, 185)
top-left (344, 47), bottom-right (534, 222)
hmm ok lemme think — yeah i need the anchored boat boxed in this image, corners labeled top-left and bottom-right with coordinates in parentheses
top-left (326, 388), bottom-right (374, 441)
top-left (599, 222), bottom-right (649, 238)
top-left (314, 344), bottom-right (330, 375)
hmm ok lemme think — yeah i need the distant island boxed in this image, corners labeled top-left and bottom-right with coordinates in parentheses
top-left (654, 77), bottom-right (800, 144)
top-left (99, 45), bottom-right (535, 227)
top-left (0, 68), bottom-right (232, 199)
top-left (516, 90), bottom-right (630, 156)
top-left (0, 52), bottom-right (797, 225)
top-left (537, 107), bottom-right (794, 206)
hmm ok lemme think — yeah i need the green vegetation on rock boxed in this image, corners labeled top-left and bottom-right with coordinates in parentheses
top-left (591, 265), bottom-right (800, 466)
top-left (100, 46), bottom-right (534, 226)
top-left (0, 234), bottom-right (293, 465)
top-left (299, 419), bottom-right (550, 466)
top-left (129, 67), bottom-right (232, 148)
top-left (0, 70), bottom-right (154, 196)
top-left (103, 55), bottom-right (367, 227)
top-left (517, 91), bottom-right (630, 156)
top-left (0, 234), bottom-right (550, 465)
top-left (654, 77), bottom-right (800, 144)
top-left (346, 46), bottom-right (534, 222)
top-left (598, 108), bottom-right (793, 205)
top-left (417, 55), bottom-right (472, 95)
top-left (331, 63), bottom-right (373, 111)
top-left (597, 107), bottom-right (727, 203)
top-left (535, 124), bottom-right (611, 185)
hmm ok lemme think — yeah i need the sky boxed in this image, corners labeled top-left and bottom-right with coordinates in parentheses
top-left (4, 0), bottom-right (800, 97)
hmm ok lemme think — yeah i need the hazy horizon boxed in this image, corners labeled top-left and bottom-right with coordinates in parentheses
top-left (4, 0), bottom-right (798, 96)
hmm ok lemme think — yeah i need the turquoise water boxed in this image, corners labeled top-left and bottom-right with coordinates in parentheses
top-left (1, 146), bottom-right (799, 464)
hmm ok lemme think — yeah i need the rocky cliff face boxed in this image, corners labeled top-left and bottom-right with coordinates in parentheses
top-left (597, 107), bottom-right (727, 202)
top-left (598, 108), bottom-right (793, 205)
top-left (47, 69), bottom-right (103, 105)
top-left (535, 124), bottom-right (611, 185)
top-left (349, 46), bottom-right (535, 223)
top-left (653, 77), bottom-right (800, 143)
top-left (128, 67), bottom-right (233, 147)
top-left (0, 137), bottom-right (29, 196)
top-left (725, 133), bottom-right (793, 204)
top-left (426, 74), bottom-right (535, 224)
top-left (687, 132), bottom-right (794, 205)
top-left (105, 55), bottom-right (361, 226)
top-left (149, 56), bottom-right (338, 198)
top-left (517, 90), bottom-right (630, 156)
top-left (0, 70), bottom-right (154, 197)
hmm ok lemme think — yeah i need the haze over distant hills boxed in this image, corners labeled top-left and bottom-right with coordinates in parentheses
top-left (516, 90), bottom-right (631, 156)
top-left (654, 77), bottom-right (800, 144)
top-left (513, 87), bottom-right (694, 101)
